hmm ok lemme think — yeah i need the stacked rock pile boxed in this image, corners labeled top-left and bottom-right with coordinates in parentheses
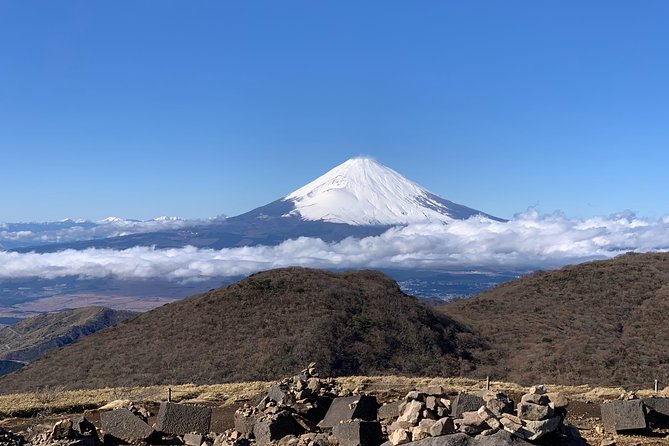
top-left (382, 384), bottom-right (582, 445)
top-left (232, 363), bottom-right (346, 445)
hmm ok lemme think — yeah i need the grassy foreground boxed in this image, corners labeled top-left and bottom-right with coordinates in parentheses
top-left (1, 375), bottom-right (668, 419)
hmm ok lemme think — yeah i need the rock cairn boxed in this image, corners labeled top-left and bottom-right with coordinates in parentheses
top-left (384, 384), bottom-right (581, 445)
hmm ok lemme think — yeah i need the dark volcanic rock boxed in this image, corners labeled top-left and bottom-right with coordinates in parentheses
top-left (156, 402), bottom-right (212, 435)
top-left (643, 397), bottom-right (669, 428)
top-left (100, 409), bottom-right (154, 441)
top-left (451, 394), bottom-right (484, 418)
top-left (332, 420), bottom-right (383, 446)
top-left (253, 411), bottom-right (303, 445)
top-left (319, 396), bottom-right (378, 429)
top-left (600, 399), bottom-right (647, 433)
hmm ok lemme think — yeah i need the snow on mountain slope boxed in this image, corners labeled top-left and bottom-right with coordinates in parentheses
top-left (284, 157), bottom-right (502, 225)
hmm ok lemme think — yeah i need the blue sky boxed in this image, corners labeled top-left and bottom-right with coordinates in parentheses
top-left (1, 1), bottom-right (668, 222)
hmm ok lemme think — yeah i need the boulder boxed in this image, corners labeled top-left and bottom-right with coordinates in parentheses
top-left (600, 400), bottom-right (647, 433)
top-left (476, 407), bottom-right (501, 430)
top-left (100, 409), bottom-right (155, 442)
top-left (451, 393), bottom-right (485, 418)
top-left (378, 401), bottom-right (403, 421)
top-left (234, 411), bottom-right (258, 436)
top-left (389, 428), bottom-right (411, 445)
top-left (156, 401), bottom-right (212, 435)
top-left (332, 420), bottom-right (382, 446)
top-left (522, 416), bottom-right (561, 440)
top-left (474, 429), bottom-right (533, 445)
top-left (254, 411), bottom-right (303, 445)
top-left (398, 401), bottom-right (424, 424)
top-left (517, 402), bottom-right (551, 421)
top-left (268, 384), bottom-right (293, 406)
top-left (643, 397), bottom-right (669, 428)
top-left (319, 396), bottom-right (377, 428)
top-left (52, 419), bottom-right (74, 440)
top-left (184, 433), bottom-right (204, 446)
top-left (428, 418), bottom-right (455, 437)
top-left (399, 433), bottom-right (470, 446)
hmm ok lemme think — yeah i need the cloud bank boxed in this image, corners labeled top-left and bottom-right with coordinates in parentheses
top-left (0, 216), bottom-right (222, 249)
top-left (1, 209), bottom-right (669, 281)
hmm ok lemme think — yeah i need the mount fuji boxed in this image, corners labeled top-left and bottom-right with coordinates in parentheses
top-left (16, 158), bottom-right (503, 253)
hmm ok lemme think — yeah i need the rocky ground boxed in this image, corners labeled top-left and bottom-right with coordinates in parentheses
top-left (1, 371), bottom-right (668, 446)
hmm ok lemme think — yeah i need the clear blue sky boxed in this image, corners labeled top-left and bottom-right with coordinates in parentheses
top-left (1, 1), bottom-right (667, 222)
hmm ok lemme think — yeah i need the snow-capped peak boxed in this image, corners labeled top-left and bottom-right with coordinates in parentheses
top-left (283, 157), bottom-right (499, 225)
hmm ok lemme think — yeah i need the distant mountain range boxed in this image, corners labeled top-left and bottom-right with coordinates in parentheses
top-left (6, 158), bottom-right (504, 253)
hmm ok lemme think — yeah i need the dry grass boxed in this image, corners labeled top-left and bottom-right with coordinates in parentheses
top-left (2, 375), bottom-right (667, 419)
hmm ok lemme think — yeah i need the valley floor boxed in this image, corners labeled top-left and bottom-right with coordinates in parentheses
top-left (0, 376), bottom-right (667, 445)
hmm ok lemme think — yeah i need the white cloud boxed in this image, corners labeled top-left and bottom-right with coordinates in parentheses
top-left (1, 209), bottom-right (669, 281)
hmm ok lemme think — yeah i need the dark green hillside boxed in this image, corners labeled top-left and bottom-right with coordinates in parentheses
top-left (0, 268), bottom-right (478, 393)
top-left (441, 252), bottom-right (669, 388)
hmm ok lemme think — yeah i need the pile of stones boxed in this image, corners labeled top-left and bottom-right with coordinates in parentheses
top-left (382, 384), bottom-right (582, 446)
top-left (0, 367), bottom-right (590, 446)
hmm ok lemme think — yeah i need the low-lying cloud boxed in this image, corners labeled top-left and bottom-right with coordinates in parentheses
top-left (0, 216), bottom-right (221, 249)
top-left (2, 209), bottom-right (669, 281)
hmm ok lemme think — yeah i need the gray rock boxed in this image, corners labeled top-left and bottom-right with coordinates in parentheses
top-left (319, 396), bottom-right (378, 429)
top-left (428, 418), bottom-right (455, 437)
top-left (184, 433), bottom-right (204, 446)
top-left (52, 419), bottom-right (74, 440)
top-left (474, 429), bottom-right (533, 445)
top-left (389, 429), bottom-right (411, 446)
top-left (420, 386), bottom-right (445, 397)
top-left (378, 401), bottom-right (403, 421)
top-left (517, 402), bottom-right (551, 421)
top-left (254, 411), bottom-right (303, 445)
top-left (398, 400), bottom-right (424, 424)
top-left (520, 394), bottom-right (549, 405)
top-left (234, 411), bottom-right (258, 436)
top-left (600, 400), bottom-right (647, 433)
top-left (451, 393), bottom-right (485, 418)
top-left (476, 407), bottom-right (501, 430)
top-left (643, 397), bottom-right (669, 428)
top-left (332, 420), bottom-right (382, 446)
top-left (268, 384), bottom-right (293, 406)
top-left (522, 416), bottom-right (561, 440)
top-left (425, 396), bottom-right (438, 412)
top-left (402, 433), bottom-right (470, 446)
top-left (100, 409), bottom-right (155, 442)
top-left (406, 392), bottom-right (427, 402)
top-left (156, 401), bottom-right (212, 435)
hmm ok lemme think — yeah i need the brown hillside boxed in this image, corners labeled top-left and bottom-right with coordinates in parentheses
top-left (439, 252), bottom-right (669, 388)
top-left (0, 268), bottom-right (478, 393)
top-left (0, 307), bottom-right (137, 364)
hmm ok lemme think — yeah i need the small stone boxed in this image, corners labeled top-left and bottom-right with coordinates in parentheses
top-left (52, 419), bottom-right (74, 440)
top-left (411, 426), bottom-right (430, 441)
top-left (425, 396), bottom-right (438, 411)
top-left (184, 433), bottom-right (205, 446)
top-left (546, 392), bottom-right (569, 409)
top-left (520, 393), bottom-right (549, 405)
top-left (477, 406), bottom-right (501, 430)
top-left (388, 429), bottom-right (411, 445)
top-left (420, 386), bottom-right (444, 397)
top-left (405, 391), bottom-right (427, 402)
top-left (528, 385), bottom-right (547, 395)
